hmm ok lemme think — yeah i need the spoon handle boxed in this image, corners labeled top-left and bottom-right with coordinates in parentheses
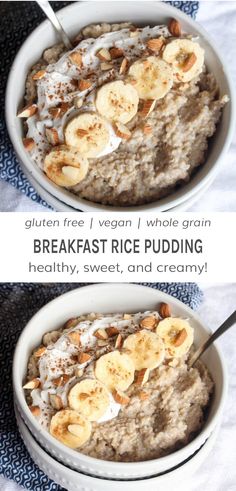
top-left (188, 310), bottom-right (236, 368)
top-left (36, 0), bottom-right (73, 49)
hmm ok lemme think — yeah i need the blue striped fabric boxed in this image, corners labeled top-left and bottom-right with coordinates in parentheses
top-left (0, 282), bottom-right (203, 490)
top-left (0, 1), bottom-right (199, 209)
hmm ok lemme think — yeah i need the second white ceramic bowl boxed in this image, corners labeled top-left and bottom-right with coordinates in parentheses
top-left (13, 284), bottom-right (227, 479)
top-left (6, 1), bottom-right (235, 212)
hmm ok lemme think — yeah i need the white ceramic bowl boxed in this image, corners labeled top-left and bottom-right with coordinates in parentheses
top-left (14, 403), bottom-right (220, 491)
top-left (13, 283), bottom-right (227, 479)
top-left (6, 1), bottom-right (235, 212)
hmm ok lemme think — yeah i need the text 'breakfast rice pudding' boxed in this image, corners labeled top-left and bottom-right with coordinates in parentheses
top-left (24, 304), bottom-right (214, 462)
top-left (18, 19), bottom-right (229, 206)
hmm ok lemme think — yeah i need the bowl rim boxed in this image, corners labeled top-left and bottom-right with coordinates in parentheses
top-left (5, 1), bottom-right (236, 212)
top-left (13, 283), bottom-right (228, 472)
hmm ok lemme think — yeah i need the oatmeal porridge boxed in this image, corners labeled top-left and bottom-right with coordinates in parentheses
top-left (23, 303), bottom-right (214, 462)
top-left (18, 18), bottom-right (228, 206)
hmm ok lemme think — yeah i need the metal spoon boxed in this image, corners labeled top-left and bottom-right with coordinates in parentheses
top-left (36, 0), bottom-right (73, 49)
top-left (188, 310), bottom-right (236, 368)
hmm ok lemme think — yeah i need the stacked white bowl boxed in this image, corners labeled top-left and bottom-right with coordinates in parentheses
top-left (6, 1), bottom-right (234, 212)
top-left (13, 284), bottom-right (227, 490)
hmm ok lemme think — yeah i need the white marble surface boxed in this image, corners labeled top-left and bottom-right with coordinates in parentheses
top-left (1, 0), bottom-right (236, 212)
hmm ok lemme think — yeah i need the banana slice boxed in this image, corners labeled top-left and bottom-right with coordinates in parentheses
top-left (156, 317), bottom-right (194, 357)
top-left (162, 39), bottom-right (204, 82)
top-left (128, 56), bottom-right (173, 100)
top-left (94, 350), bottom-right (135, 391)
top-left (44, 145), bottom-right (88, 187)
top-left (123, 330), bottom-right (165, 370)
top-left (95, 80), bottom-right (139, 123)
top-left (68, 379), bottom-right (110, 421)
top-left (50, 409), bottom-right (91, 449)
top-left (65, 112), bottom-right (110, 158)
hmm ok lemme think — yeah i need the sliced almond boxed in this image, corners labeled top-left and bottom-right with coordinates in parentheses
top-left (106, 327), bottom-right (120, 337)
top-left (48, 107), bottom-right (62, 119)
top-left (119, 57), bottom-right (129, 75)
top-left (22, 137), bottom-right (35, 151)
top-left (159, 302), bottom-right (171, 318)
top-left (17, 103), bottom-right (37, 118)
top-left (101, 62), bottom-right (113, 71)
top-left (168, 18), bottom-right (181, 37)
top-left (49, 393), bottom-right (63, 410)
top-left (115, 333), bottom-right (123, 349)
top-left (67, 331), bottom-right (81, 346)
top-left (78, 352), bottom-right (92, 364)
top-left (45, 127), bottom-right (59, 146)
top-left (29, 405), bottom-right (40, 416)
top-left (78, 79), bottom-right (92, 91)
top-left (34, 346), bottom-right (46, 358)
top-left (109, 47), bottom-right (124, 59)
top-left (96, 48), bottom-right (111, 61)
top-left (140, 316), bottom-right (157, 330)
top-left (114, 122), bottom-right (131, 140)
top-left (32, 70), bottom-right (46, 81)
top-left (139, 99), bottom-right (156, 118)
top-left (93, 329), bottom-right (108, 340)
top-left (64, 318), bottom-right (79, 330)
top-left (23, 378), bottom-right (40, 390)
top-left (182, 53), bottom-right (197, 72)
top-left (136, 368), bottom-right (150, 386)
top-left (174, 328), bottom-right (187, 347)
top-left (143, 125), bottom-right (153, 135)
top-left (53, 374), bottom-right (70, 387)
top-left (147, 37), bottom-right (164, 52)
top-left (112, 388), bottom-right (130, 405)
top-left (69, 51), bottom-right (83, 67)
top-left (138, 391), bottom-right (149, 401)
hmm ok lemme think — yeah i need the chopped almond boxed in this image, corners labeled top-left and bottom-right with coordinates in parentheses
top-left (45, 127), bottom-right (59, 146)
top-left (60, 102), bottom-right (71, 114)
top-left (123, 314), bottom-right (132, 320)
top-left (64, 317), bottom-right (79, 329)
top-left (109, 47), bottom-right (124, 59)
top-left (159, 302), bottom-right (171, 318)
top-left (78, 79), bottom-right (92, 91)
top-left (115, 333), bottom-right (123, 349)
top-left (69, 51), bottom-right (83, 67)
top-left (34, 346), bottom-right (46, 358)
top-left (93, 329), bottom-right (108, 340)
top-left (114, 122), bottom-right (131, 140)
top-left (130, 30), bottom-right (139, 38)
top-left (168, 18), bottom-right (181, 37)
top-left (119, 57), bottom-right (129, 75)
top-left (75, 97), bottom-right (83, 109)
top-left (182, 53), bottom-right (197, 72)
top-left (143, 125), bottom-right (153, 135)
top-left (53, 374), bottom-right (70, 387)
top-left (106, 326), bottom-right (120, 337)
top-left (136, 368), bottom-right (150, 386)
top-left (32, 70), bottom-right (46, 81)
top-left (112, 388), bottom-right (130, 405)
top-left (78, 352), bottom-right (92, 364)
top-left (147, 37), bottom-right (164, 52)
top-left (23, 378), bottom-right (40, 390)
top-left (67, 331), bottom-right (81, 346)
top-left (96, 48), bottom-right (111, 61)
top-left (174, 328), bottom-right (187, 346)
top-left (48, 107), bottom-right (61, 119)
top-left (17, 103), bottom-right (37, 118)
top-left (75, 367), bottom-right (84, 377)
top-left (101, 62), bottom-right (113, 71)
top-left (139, 99), bottom-right (156, 117)
top-left (138, 391), bottom-right (149, 401)
top-left (77, 128), bottom-right (88, 137)
top-left (140, 316), bottom-right (157, 329)
top-left (49, 394), bottom-right (63, 410)
top-left (22, 138), bottom-right (35, 151)
top-left (29, 405), bottom-right (41, 416)
top-left (97, 339), bottom-right (109, 347)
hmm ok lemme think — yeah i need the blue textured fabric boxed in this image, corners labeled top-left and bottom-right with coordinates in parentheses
top-left (1, 1), bottom-right (199, 209)
top-left (0, 282), bottom-right (203, 490)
